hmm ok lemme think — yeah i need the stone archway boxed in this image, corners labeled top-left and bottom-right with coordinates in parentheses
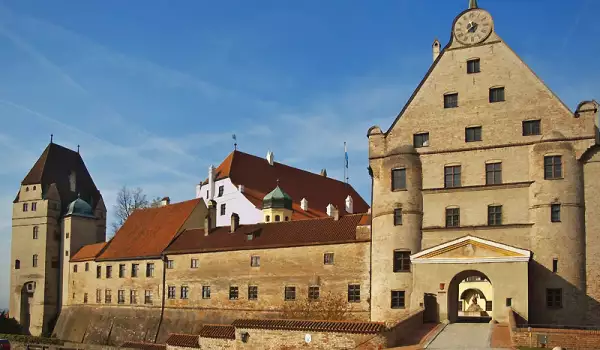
top-left (447, 270), bottom-right (491, 323)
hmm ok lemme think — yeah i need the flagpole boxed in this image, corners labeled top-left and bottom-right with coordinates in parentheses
top-left (344, 142), bottom-right (348, 185)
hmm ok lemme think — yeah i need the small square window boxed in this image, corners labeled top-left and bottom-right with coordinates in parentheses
top-left (391, 290), bottom-right (405, 309)
top-left (523, 120), bottom-right (541, 136)
top-left (220, 203), bottom-right (226, 216)
top-left (218, 186), bottom-right (224, 197)
top-left (191, 258), bottom-right (199, 268)
top-left (394, 209), bottom-right (403, 226)
top-left (465, 126), bottom-right (482, 142)
top-left (393, 251), bottom-right (411, 272)
top-left (546, 288), bottom-right (562, 309)
top-left (488, 205), bottom-right (502, 226)
top-left (444, 93), bottom-right (458, 108)
top-left (248, 286), bottom-right (258, 300)
top-left (168, 286), bottom-right (176, 299)
top-left (167, 260), bottom-right (174, 269)
top-left (324, 253), bottom-right (334, 265)
top-left (445, 208), bottom-right (460, 228)
top-left (308, 286), bottom-right (320, 301)
top-left (202, 286), bottom-right (211, 299)
top-left (544, 156), bottom-right (562, 180)
top-left (551, 204), bottom-right (561, 222)
top-left (284, 286), bottom-right (296, 301)
top-left (486, 163), bottom-right (502, 185)
top-left (489, 87), bottom-right (505, 103)
top-left (348, 284), bottom-right (361, 303)
top-left (414, 133), bottom-right (430, 148)
top-left (467, 59), bottom-right (480, 74)
top-left (229, 286), bottom-right (239, 300)
top-left (392, 168), bottom-right (407, 190)
top-left (444, 166), bottom-right (461, 188)
top-left (251, 256), bottom-right (260, 267)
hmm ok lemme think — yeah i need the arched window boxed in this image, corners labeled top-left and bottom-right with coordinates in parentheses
top-left (32, 254), bottom-right (38, 267)
top-left (265, 215), bottom-right (270, 222)
top-left (15, 260), bottom-right (20, 269)
top-left (33, 186), bottom-right (36, 190)
top-left (33, 226), bottom-right (39, 239)
top-left (285, 217), bottom-right (289, 221)
top-left (25, 187), bottom-right (29, 192)
top-left (275, 215), bottom-right (281, 222)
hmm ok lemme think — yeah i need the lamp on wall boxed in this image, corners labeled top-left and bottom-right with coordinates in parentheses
top-left (241, 332), bottom-right (250, 343)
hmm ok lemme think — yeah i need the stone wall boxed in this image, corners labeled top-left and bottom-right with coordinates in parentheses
top-left (382, 308), bottom-right (424, 347)
top-left (198, 337), bottom-right (235, 349)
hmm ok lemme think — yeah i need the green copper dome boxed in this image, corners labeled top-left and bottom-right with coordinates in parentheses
top-left (262, 185), bottom-right (293, 210)
top-left (66, 196), bottom-right (95, 218)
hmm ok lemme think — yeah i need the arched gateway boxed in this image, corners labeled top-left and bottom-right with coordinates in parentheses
top-left (410, 235), bottom-right (531, 323)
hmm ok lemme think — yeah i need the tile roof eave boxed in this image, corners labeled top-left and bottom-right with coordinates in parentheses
top-left (164, 238), bottom-right (371, 256)
top-left (95, 254), bottom-right (163, 262)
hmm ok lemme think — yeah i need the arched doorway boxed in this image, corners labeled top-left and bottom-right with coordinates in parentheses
top-left (447, 270), bottom-right (492, 323)
top-left (20, 282), bottom-right (35, 334)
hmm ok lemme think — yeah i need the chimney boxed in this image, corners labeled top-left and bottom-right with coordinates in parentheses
top-left (266, 151), bottom-right (274, 166)
top-left (160, 197), bottom-right (170, 206)
top-left (238, 184), bottom-right (245, 193)
top-left (320, 169), bottom-right (327, 177)
top-left (432, 39), bottom-right (440, 62)
top-left (208, 165), bottom-right (216, 200)
top-left (230, 213), bottom-right (240, 233)
top-left (326, 204), bottom-right (339, 220)
top-left (204, 200), bottom-right (217, 236)
top-left (195, 184), bottom-right (202, 199)
top-left (301, 198), bottom-right (308, 211)
top-left (345, 195), bottom-right (353, 214)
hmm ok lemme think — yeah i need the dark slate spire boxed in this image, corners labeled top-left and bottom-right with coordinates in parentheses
top-left (469, 0), bottom-right (478, 9)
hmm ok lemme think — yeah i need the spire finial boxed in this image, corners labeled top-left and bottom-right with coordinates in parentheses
top-left (77, 145), bottom-right (80, 153)
top-left (469, 0), bottom-right (478, 9)
top-left (50, 134), bottom-right (53, 143)
top-left (276, 178), bottom-right (280, 187)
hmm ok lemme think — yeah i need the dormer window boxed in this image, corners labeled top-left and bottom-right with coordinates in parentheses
top-left (467, 59), bottom-right (480, 74)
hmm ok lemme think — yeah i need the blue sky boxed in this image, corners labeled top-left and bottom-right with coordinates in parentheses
top-left (0, 0), bottom-right (598, 309)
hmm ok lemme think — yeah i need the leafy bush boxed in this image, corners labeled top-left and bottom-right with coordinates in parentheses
top-left (0, 333), bottom-right (64, 345)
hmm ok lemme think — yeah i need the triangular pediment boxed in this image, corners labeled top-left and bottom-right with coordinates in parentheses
top-left (411, 236), bottom-right (531, 264)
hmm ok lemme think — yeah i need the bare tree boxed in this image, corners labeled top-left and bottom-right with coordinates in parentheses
top-left (281, 293), bottom-right (351, 321)
top-left (111, 186), bottom-right (153, 234)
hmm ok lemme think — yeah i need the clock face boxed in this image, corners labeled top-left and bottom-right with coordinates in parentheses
top-left (453, 9), bottom-right (493, 45)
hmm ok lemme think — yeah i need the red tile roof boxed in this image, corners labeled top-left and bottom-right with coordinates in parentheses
top-left (164, 213), bottom-right (370, 254)
top-left (199, 325), bottom-right (236, 340)
top-left (120, 342), bottom-right (166, 350)
top-left (165, 334), bottom-right (200, 348)
top-left (18, 142), bottom-right (102, 213)
top-left (71, 242), bottom-right (107, 262)
top-left (231, 319), bottom-right (385, 334)
top-left (97, 199), bottom-right (202, 261)
top-left (202, 151), bottom-right (369, 218)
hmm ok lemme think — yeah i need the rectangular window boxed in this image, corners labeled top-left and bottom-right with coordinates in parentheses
top-left (544, 156), bottom-right (563, 179)
top-left (465, 126), bottom-right (482, 142)
top-left (506, 298), bottom-right (512, 307)
top-left (132, 263), bottom-right (139, 278)
top-left (489, 87), bottom-right (505, 103)
top-left (146, 263), bottom-right (154, 277)
top-left (84, 293), bottom-right (88, 304)
top-left (444, 165), bottom-right (461, 188)
top-left (96, 266), bottom-right (101, 279)
top-left (414, 133), bottom-right (430, 148)
top-left (51, 257), bottom-right (58, 268)
top-left (96, 289), bottom-right (102, 303)
top-left (488, 205), bottom-right (502, 226)
top-left (73, 264), bottom-right (78, 273)
top-left (391, 291), bottom-right (406, 309)
top-left (191, 258), bottom-right (199, 268)
top-left (393, 251), bottom-right (411, 272)
top-left (445, 208), bottom-right (460, 228)
top-left (181, 286), bottom-right (189, 299)
top-left (218, 185), bottom-right (224, 197)
top-left (308, 286), bottom-right (320, 301)
top-left (130, 290), bottom-right (138, 304)
top-left (105, 289), bottom-right (112, 304)
top-left (202, 286), bottom-right (211, 299)
top-left (23, 203), bottom-right (28, 212)
top-left (31, 202), bottom-right (37, 211)
top-left (119, 264), bottom-right (125, 278)
top-left (348, 284), bottom-right (361, 303)
top-left (546, 288), bottom-right (563, 309)
top-left (444, 93), bottom-right (458, 108)
top-left (391, 168), bottom-right (406, 190)
top-left (248, 286), bottom-right (258, 300)
top-left (251, 256), bottom-right (260, 267)
top-left (106, 265), bottom-right (112, 279)
top-left (118, 290), bottom-right (125, 304)
top-left (553, 258), bottom-right (558, 273)
top-left (85, 262), bottom-right (89, 271)
top-left (324, 252), bottom-right (334, 265)
top-left (523, 120), bottom-right (541, 136)
top-left (145, 290), bottom-right (153, 304)
top-left (168, 286), bottom-right (176, 299)
top-left (220, 203), bottom-right (226, 216)
top-left (467, 59), bottom-right (480, 74)
top-left (167, 260), bottom-right (174, 269)
top-left (33, 226), bottom-right (38, 239)
top-left (485, 301), bottom-right (493, 312)
top-left (486, 163), bottom-right (502, 185)
top-left (284, 286), bottom-right (296, 301)
top-left (229, 286), bottom-right (239, 300)
top-left (551, 204), bottom-right (561, 222)
top-left (394, 209), bottom-right (403, 226)
top-left (32, 254), bottom-right (38, 267)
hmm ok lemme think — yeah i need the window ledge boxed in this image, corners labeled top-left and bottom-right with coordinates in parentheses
top-left (392, 188), bottom-right (408, 192)
top-left (424, 181), bottom-right (533, 194)
top-left (423, 223), bottom-right (534, 232)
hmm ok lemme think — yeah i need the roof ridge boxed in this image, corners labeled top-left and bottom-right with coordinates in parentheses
top-left (135, 198), bottom-right (201, 212)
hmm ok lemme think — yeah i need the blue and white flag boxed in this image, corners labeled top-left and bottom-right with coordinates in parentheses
top-left (344, 142), bottom-right (348, 168)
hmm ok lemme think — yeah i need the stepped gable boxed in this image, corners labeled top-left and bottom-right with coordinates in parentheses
top-left (71, 242), bottom-right (107, 262)
top-left (164, 213), bottom-right (370, 254)
top-left (97, 198), bottom-right (202, 261)
top-left (202, 150), bottom-right (369, 218)
top-left (18, 142), bottom-right (101, 212)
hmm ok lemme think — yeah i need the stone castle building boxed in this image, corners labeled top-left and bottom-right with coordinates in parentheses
top-left (8, 0), bottom-right (600, 346)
